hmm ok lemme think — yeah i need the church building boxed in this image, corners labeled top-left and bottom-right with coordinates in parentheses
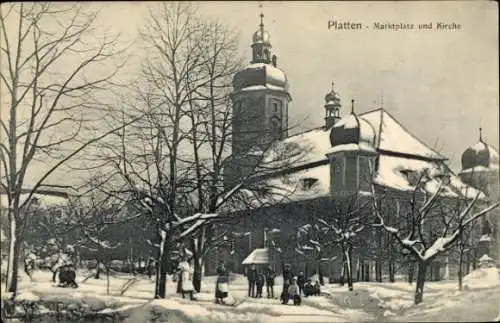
top-left (213, 15), bottom-right (499, 282)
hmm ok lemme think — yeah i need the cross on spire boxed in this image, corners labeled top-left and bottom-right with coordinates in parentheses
top-left (351, 99), bottom-right (355, 114)
top-left (479, 127), bottom-right (483, 142)
top-left (260, 13), bottom-right (264, 27)
top-left (331, 81), bottom-right (335, 92)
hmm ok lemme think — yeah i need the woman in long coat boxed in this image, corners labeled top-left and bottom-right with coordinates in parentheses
top-left (215, 261), bottom-right (229, 304)
top-left (179, 259), bottom-right (196, 300)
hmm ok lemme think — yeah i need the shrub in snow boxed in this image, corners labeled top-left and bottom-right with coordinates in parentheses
top-left (478, 254), bottom-right (495, 268)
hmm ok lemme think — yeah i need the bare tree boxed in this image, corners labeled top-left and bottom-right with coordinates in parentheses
top-left (0, 3), bottom-right (139, 293)
top-left (88, 2), bottom-right (307, 299)
top-left (295, 223), bottom-right (333, 285)
top-left (370, 170), bottom-right (499, 304)
top-left (309, 195), bottom-right (370, 291)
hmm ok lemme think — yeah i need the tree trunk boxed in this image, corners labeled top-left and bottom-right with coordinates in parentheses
top-left (340, 262), bottom-right (345, 286)
top-left (356, 257), bottom-right (361, 282)
top-left (376, 261), bottom-right (382, 282)
top-left (457, 248), bottom-right (464, 290)
top-left (376, 228), bottom-right (383, 282)
top-left (7, 234), bottom-right (21, 293)
top-left (389, 260), bottom-right (395, 283)
top-left (193, 256), bottom-right (203, 293)
top-left (317, 259), bottom-right (324, 285)
top-left (6, 216), bottom-right (22, 293)
top-left (155, 235), bottom-right (171, 299)
top-left (345, 247), bottom-right (353, 291)
top-left (414, 261), bottom-right (428, 304)
top-left (408, 261), bottom-right (415, 284)
top-left (106, 266), bottom-right (110, 295)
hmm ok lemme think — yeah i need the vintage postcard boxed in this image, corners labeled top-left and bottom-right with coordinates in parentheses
top-left (1, 1), bottom-right (499, 322)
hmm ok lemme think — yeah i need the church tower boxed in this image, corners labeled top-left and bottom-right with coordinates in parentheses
top-left (227, 14), bottom-right (292, 184)
top-left (324, 82), bottom-right (342, 129)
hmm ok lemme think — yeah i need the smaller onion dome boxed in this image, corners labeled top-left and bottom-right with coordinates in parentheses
top-left (253, 29), bottom-right (270, 44)
top-left (461, 128), bottom-right (499, 170)
top-left (329, 100), bottom-right (376, 149)
top-left (253, 13), bottom-right (271, 44)
top-left (325, 82), bottom-right (341, 105)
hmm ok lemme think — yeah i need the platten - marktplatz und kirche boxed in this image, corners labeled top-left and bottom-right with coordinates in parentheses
top-left (328, 20), bottom-right (462, 31)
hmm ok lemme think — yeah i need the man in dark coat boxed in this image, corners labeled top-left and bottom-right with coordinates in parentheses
top-left (281, 263), bottom-right (294, 304)
top-left (297, 271), bottom-right (305, 295)
top-left (265, 265), bottom-right (276, 298)
top-left (247, 265), bottom-right (257, 298)
top-left (58, 264), bottom-right (78, 288)
top-left (255, 270), bottom-right (265, 298)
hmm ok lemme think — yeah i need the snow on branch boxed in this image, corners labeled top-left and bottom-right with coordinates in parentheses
top-left (83, 230), bottom-right (121, 250)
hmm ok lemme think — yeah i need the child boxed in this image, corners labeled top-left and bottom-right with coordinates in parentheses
top-left (303, 279), bottom-right (315, 297)
top-left (313, 280), bottom-right (321, 296)
top-left (284, 277), bottom-right (301, 305)
top-left (266, 265), bottom-right (276, 298)
top-left (256, 270), bottom-right (265, 298)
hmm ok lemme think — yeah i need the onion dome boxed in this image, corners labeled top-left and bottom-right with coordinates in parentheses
top-left (325, 82), bottom-right (341, 104)
top-left (253, 28), bottom-right (270, 44)
top-left (461, 128), bottom-right (499, 170)
top-left (329, 99), bottom-right (376, 152)
top-left (232, 63), bottom-right (289, 91)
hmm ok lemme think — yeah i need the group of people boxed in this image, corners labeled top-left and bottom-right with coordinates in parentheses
top-left (247, 263), bottom-right (322, 306)
top-left (174, 259), bottom-right (321, 306)
top-left (246, 264), bottom-right (276, 299)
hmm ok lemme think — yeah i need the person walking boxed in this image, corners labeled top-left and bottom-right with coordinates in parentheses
top-left (265, 265), bottom-right (276, 298)
top-left (247, 264), bottom-right (257, 298)
top-left (297, 271), bottom-right (305, 295)
top-left (178, 258), bottom-right (196, 300)
top-left (256, 270), bottom-right (265, 298)
top-left (215, 261), bottom-right (229, 304)
top-left (281, 263), bottom-right (294, 304)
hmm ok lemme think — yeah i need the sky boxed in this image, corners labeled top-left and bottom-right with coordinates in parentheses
top-left (96, 0), bottom-right (498, 170)
top-left (2, 1), bottom-right (499, 187)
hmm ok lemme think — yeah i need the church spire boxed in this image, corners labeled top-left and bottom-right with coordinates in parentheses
top-left (479, 127), bottom-right (483, 142)
top-left (251, 13), bottom-right (272, 64)
top-left (324, 81), bottom-right (342, 129)
top-left (351, 99), bottom-right (355, 115)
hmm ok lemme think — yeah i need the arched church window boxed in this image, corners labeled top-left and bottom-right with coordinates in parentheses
top-left (264, 49), bottom-right (270, 62)
top-left (273, 102), bottom-right (278, 113)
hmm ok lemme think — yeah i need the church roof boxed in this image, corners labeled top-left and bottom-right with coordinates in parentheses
top-left (262, 108), bottom-right (445, 168)
top-left (246, 108), bottom-right (484, 206)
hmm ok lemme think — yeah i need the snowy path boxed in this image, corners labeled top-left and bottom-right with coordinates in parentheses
top-left (6, 268), bottom-right (500, 322)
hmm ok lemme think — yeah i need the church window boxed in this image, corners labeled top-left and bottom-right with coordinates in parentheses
top-left (301, 177), bottom-right (318, 190)
top-left (264, 48), bottom-right (270, 61)
top-left (273, 102), bottom-right (278, 113)
top-left (359, 156), bottom-right (373, 192)
top-left (344, 155), bottom-right (357, 191)
top-left (331, 156), bottom-right (345, 192)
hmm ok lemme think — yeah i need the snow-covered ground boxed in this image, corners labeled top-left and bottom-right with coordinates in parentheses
top-left (2, 267), bottom-right (499, 322)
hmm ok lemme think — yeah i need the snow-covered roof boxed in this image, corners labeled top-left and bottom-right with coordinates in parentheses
top-left (234, 108), bottom-right (485, 210)
top-left (361, 109), bottom-right (445, 160)
top-left (263, 109), bottom-right (445, 169)
top-left (375, 155), bottom-right (485, 199)
top-left (241, 248), bottom-right (272, 265)
top-left (326, 142), bottom-right (377, 155)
